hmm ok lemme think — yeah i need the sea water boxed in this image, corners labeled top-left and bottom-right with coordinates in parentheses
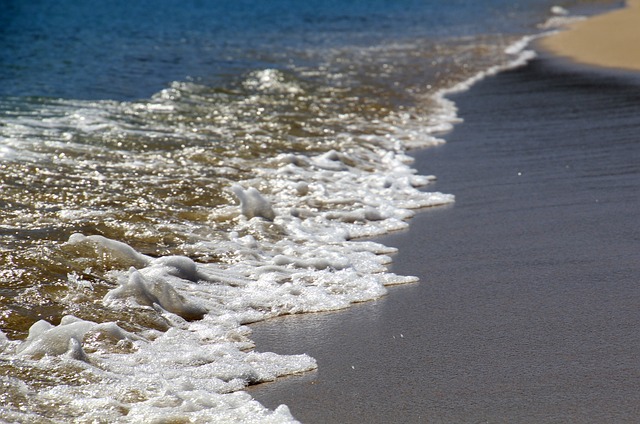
top-left (0, 1), bottom-right (612, 422)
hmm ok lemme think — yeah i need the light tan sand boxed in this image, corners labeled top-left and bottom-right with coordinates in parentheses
top-left (540, 0), bottom-right (640, 71)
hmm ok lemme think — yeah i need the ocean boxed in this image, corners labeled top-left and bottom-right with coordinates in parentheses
top-left (0, 0), bottom-right (614, 422)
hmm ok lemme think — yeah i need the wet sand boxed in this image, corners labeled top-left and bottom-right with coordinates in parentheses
top-left (249, 55), bottom-right (640, 423)
top-left (541, 0), bottom-right (640, 71)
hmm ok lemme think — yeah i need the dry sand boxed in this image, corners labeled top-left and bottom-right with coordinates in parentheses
top-left (540, 0), bottom-right (640, 71)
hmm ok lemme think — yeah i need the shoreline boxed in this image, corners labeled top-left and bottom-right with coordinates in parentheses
top-left (250, 50), bottom-right (640, 423)
top-left (539, 0), bottom-right (640, 71)
top-left (247, 2), bottom-right (640, 421)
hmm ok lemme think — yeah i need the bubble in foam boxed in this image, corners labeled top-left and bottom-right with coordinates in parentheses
top-left (232, 184), bottom-right (276, 221)
top-left (551, 5), bottom-right (569, 15)
top-left (67, 233), bottom-right (152, 268)
top-left (151, 255), bottom-right (201, 282)
top-left (16, 315), bottom-right (137, 361)
top-left (104, 267), bottom-right (207, 321)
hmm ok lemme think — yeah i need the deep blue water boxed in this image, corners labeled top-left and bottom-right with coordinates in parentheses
top-left (2, 0), bottom-right (560, 101)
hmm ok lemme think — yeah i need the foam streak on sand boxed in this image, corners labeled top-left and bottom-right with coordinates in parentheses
top-left (541, 0), bottom-right (640, 71)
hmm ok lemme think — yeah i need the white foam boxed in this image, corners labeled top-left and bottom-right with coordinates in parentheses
top-left (6, 290), bottom-right (315, 421)
top-left (67, 233), bottom-right (152, 268)
top-left (232, 184), bottom-right (277, 221)
top-left (437, 35), bottom-right (539, 98)
top-left (16, 315), bottom-right (138, 361)
top-left (551, 5), bottom-right (569, 16)
top-left (151, 255), bottom-right (202, 282)
top-left (243, 69), bottom-right (304, 95)
top-left (538, 14), bottom-right (586, 30)
top-left (104, 267), bottom-right (208, 321)
top-left (11, 136), bottom-right (450, 418)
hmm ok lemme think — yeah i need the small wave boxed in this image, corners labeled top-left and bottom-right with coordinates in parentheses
top-left (0, 11), bottom-right (562, 421)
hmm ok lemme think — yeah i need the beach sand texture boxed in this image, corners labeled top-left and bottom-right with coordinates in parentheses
top-left (541, 0), bottom-right (640, 71)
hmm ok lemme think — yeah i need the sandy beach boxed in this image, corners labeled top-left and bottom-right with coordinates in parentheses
top-left (540, 0), bottom-right (640, 71)
top-left (250, 5), bottom-right (640, 423)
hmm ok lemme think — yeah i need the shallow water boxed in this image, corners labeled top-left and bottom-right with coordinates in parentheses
top-left (0, 0), bottom-right (617, 422)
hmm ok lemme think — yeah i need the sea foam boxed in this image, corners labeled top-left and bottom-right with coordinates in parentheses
top-left (0, 20), bottom-right (550, 423)
top-left (1, 132), bottom-right (452, 421)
